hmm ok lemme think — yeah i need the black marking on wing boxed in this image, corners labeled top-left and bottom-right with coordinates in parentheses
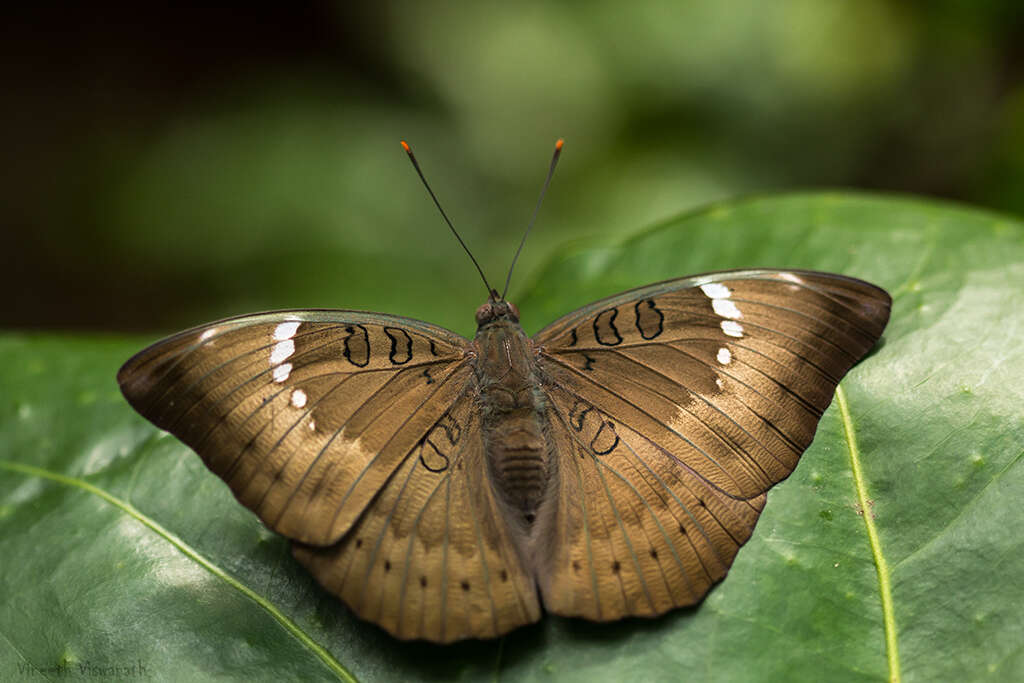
top-left (343, 324), bottom-right (370, 367)
top-left (437, 412), bottom-right (462, 445)
top-left (594, 308), bottom-right (623, 346)
top-left (569, 400), bottom-right (593, 432)
top-left (634, 299), bottom-right (664, 340)
top-left (590, 420), bottom-right (620, 456)
top-left (385, 327), bottom-right (414, 365)
top-left (419, 439), bottom-right (451, 473)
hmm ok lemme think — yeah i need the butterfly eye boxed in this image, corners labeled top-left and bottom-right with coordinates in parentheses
top-left (507, 303), bottom-right (520, 322)
top-left (475, 303), bottom-right (494, 326)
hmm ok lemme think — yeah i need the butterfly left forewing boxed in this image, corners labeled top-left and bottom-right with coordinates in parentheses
top-left (532, 269), bottom-right (890, 619)
top-left (118, 310), bottom-right (472, 546)
top-left (292, 389), bottom-right (541, 643)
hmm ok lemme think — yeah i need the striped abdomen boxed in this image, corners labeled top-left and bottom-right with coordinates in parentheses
top-left (485, 405), bottom-right (549, 517)
top-left (473, 315), bottom-right (552, 522)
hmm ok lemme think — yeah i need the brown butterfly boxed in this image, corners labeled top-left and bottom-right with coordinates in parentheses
top-left (118, 141), bottom-right (891, 643)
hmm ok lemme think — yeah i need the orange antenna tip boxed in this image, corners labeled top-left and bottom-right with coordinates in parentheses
top-left (555, 139), bottom-right (564, 150)
top-left (400, 140), bottom-right (411, 153)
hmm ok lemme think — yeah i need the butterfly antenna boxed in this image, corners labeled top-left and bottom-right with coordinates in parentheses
top-left (401, 140), bottom-right (495, 298)
top-left (501, 138), bottom-right (563, 301)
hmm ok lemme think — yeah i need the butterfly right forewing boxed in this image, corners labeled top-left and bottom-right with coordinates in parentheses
top-left (118, 310), bottom-right (473, 546)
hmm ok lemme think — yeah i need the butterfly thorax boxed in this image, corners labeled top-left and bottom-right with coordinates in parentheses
top-left (472, 310), bottom-right (551, 524)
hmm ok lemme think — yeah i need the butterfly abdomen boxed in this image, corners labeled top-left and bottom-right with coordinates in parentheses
top-left (484, 407), bottom-right (549, 516)
top-left (474, 316), bottom-right (553, 522)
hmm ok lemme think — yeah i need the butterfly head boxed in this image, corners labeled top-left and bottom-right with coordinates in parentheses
top-left (476, 298), bottom-right (520, 327)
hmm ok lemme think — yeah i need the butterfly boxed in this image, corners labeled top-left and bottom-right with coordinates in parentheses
top-left (118, 141), bottom-right (891, 643)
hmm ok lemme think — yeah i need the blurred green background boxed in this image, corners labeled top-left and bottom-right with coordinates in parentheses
top-left (5, 2), bottom-right (1023, 338)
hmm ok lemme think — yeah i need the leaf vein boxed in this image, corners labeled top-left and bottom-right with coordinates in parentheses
top-left (0, 459), bottom-right (356, 683)
top-left (836, 387), bottom-right (900, 683)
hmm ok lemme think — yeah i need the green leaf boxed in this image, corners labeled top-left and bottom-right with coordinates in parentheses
top-left (2, 193), bottom-right (1022, 682)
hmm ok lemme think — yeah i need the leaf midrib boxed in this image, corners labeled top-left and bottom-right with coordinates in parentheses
top-left (836, 387), bottom-right (901, 683)
top-left (0, 459), bottom-right (356, 683)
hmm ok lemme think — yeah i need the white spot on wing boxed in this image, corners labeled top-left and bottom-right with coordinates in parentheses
top-left (712, 298), bottom-right (742, 319)
top-left (717, 347), bottom-right (732, 364)
top-left (199, 328), bottom-right (218, 342)
top-left (778, 272), bottom-right (804, 284)
top-left (308, 419), bottom-right (316, 432)
top-left (721, 320), bottom-right (744, 338)
top-left (715, 378), bottom-right (724, 390)
top-left (270, 339), bottom-right (295, 364)
top-left (272, 363), bottom-right (292, 383)
top-left (290, 388), bottom-right (307, 408)
top-left (273, 321), bottom-right (301, 341)
top-left (700, 283), bottom-right (731, 299)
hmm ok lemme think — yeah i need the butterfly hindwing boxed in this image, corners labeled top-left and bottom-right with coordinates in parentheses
top-left (117, 310), bottom-right (472, 546)
top-left (532, 269), bottom-right (890, 619)
top-left (292, 388), bottom-right (541, 643)
top-left (538, 384), bottom-right (765, 619)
